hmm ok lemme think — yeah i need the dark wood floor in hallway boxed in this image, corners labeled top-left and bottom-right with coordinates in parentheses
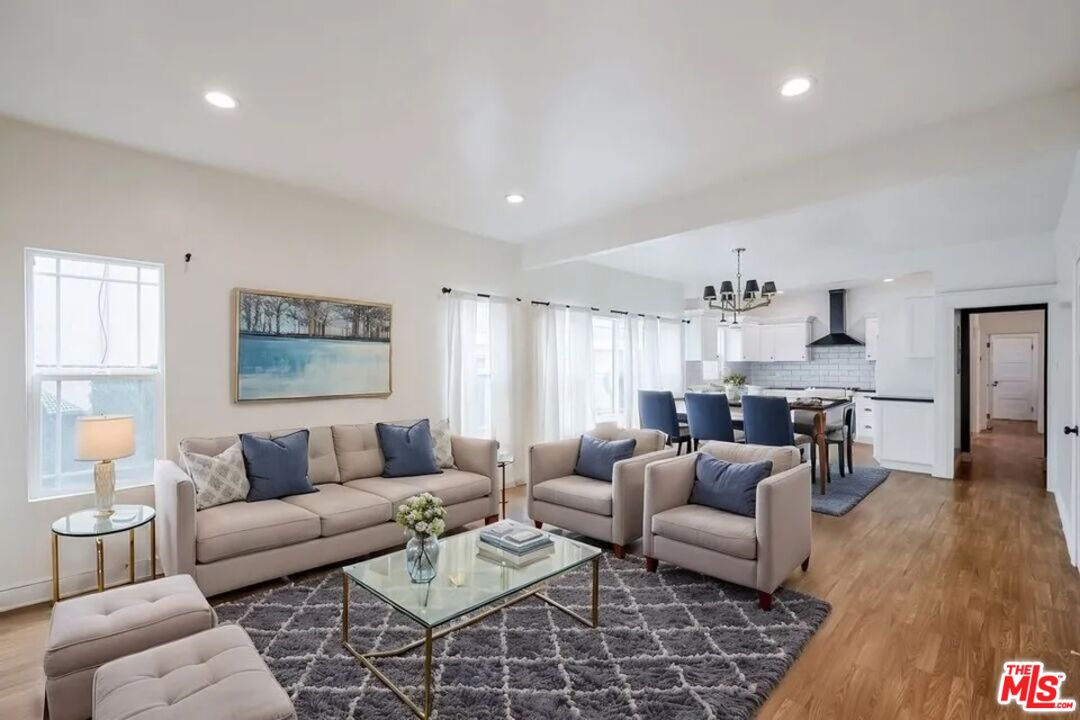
top-left (0, 425), bottom-right (1076, 719)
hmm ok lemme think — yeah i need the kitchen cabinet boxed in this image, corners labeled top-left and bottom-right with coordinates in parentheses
top-left (854, 392), bottom-right (875, 443)
top-left (873, 397), bottom-right (934, 473)
top-left (723, 321), bottom-right (809, 363)
top-left (903, 297), bottom-right (934, 358)
top-left (864, 317), bottom-right (880, 361)
top-left (721, 324), bottom-right (753, 362)
top-left (684, 314), bottom-right (719, 361)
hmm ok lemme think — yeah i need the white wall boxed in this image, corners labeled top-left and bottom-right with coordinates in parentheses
top-left (0, 118), bottom-right (684, 607)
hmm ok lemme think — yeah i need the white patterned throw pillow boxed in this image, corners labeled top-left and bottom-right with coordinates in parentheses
top-left (181, 441), bottom-right (250, 510)
top-left (431, 418), bottom-right (455, 468)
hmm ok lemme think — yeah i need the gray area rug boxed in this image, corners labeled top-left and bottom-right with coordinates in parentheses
top-left (213, 554), bottom-right (830, 719)
top-left (811, 465), bottom-right (890, 516)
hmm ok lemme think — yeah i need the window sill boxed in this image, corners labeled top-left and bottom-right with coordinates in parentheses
top-left (28, 480), bottom-right (155, 504)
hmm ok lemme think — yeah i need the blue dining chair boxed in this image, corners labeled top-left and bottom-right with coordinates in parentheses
top-left (684, 393), bottom-right (740, 450)
top-left (741, 395), bottom-right (817, 481)
top-left (638, 390), bottom-right (692, 454)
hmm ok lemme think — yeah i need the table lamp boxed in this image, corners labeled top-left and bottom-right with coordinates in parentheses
top-left (75, 415), bottom-right (135, 517)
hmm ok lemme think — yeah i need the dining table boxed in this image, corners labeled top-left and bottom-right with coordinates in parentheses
top-left (675, 395), bottom-right (852, 495)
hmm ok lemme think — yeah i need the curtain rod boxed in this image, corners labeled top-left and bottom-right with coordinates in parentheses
top-left (441, 287), bottom-right (690, 324)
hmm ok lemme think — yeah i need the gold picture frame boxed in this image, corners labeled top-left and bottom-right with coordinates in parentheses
top-left (232, 288), bottom-right (393, 402)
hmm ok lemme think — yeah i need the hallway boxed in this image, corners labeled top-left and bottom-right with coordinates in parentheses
top-left (962, 420), bottom-right (1046, 490)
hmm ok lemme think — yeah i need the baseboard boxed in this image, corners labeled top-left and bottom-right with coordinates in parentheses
top-left (877, 458), bottom-right (934, 475)
top-left (0, 558), bottom-right (156, 612)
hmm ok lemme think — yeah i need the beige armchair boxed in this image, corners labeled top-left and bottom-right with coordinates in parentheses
top-left (643, 441), bottom-right (812, 610)
top-left (527, 426), bottom-right (676, 558)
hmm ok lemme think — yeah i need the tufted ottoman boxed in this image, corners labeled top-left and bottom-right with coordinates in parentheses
top-left (92, 624), bottom-right (296, 720)
top-left (44, 574), bottom-right (215, 720)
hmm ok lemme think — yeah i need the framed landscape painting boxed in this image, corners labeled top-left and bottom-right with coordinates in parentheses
top-left (233, 288), bottom-right (392, 401)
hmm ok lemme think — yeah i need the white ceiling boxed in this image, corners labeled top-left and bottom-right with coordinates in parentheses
top-left (2, 1), bottom-right (1079, 244)
top-left (589, 151), bottom-right (1077, 294)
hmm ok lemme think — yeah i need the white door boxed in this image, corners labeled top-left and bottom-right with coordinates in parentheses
top-left (990, 334), bottom-right (1036, 420)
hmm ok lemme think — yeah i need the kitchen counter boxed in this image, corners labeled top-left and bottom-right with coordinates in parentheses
top-left (871, 395), bottom-right (933, 403)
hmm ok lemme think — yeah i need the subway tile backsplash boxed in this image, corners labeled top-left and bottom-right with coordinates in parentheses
top-left (728, 345), bottom-right (876, 390)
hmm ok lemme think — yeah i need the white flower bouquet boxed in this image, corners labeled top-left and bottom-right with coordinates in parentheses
top-left (395, 492), bottom-right (447, 539)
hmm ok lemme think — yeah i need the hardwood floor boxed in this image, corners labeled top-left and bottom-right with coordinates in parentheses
top-left (1, 422), bottom-right (1076, 719)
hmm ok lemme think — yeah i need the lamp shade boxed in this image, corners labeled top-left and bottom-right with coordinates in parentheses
top-left (703, 285), bottom-right (717, 301)
top-left (75, 415), bottom-right (135, 461)
top-left (761, 281), bottom-right (777, 296)
top-left (719, 281), bottom-right (735, 298)
top-left (744, 279), bottom-right (760, 295)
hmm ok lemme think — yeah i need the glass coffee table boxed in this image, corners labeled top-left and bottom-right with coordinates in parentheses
top-left (341, 525), bottom-right (601, 719)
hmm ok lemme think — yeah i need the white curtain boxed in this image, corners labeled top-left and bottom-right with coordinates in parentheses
top-left (532, 304), bottom-right (596, 441)
top-left (444, 293), bottom-right (518, 463)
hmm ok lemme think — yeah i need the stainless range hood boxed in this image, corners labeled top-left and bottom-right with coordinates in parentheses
top-left (808, 289), bottom-right (864, 347)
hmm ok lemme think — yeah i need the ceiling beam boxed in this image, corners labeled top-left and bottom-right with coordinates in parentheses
top-left (521, 87), bottom-right (1080, 269)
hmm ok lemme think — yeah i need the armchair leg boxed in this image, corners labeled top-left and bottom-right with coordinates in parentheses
top-left (758, 591), bottom-right (773, 611)
top-left (847, 439), bottom-right (854, 474)
top-left (484, 514), bottom-right (498, 525)
top-left (533, 520), bottom-right (542, 530)
top-left (802, 555), bottom-right (810, 572)
top-left (612, 544), bottom-right (626, 559)
top-left (645, 556), bottom-right (658, 572)
top-left (837, 443), bottom-right (845, 478)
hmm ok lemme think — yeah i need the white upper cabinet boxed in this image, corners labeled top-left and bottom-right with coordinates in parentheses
top-left (723, 321), bottom-right (807, 362)
top-left (684, 314), bottom-right (719, 361)
top-left (903, 297), bottom-right (934, 358)
top-left (864, 316), bottom-right (880, 361)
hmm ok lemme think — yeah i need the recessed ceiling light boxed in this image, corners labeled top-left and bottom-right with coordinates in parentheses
top-left (204, 90), bottom-right (238, 110)
top-left (505, 193), bottom-right (525, 205)
top-left (883, 278), bottom-right (895, 283)
top-left (779, 76), bottom-right (815, 98)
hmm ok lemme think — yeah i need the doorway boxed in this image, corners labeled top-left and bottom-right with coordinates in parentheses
top-left (958, 304), bottom-right (1047, 483)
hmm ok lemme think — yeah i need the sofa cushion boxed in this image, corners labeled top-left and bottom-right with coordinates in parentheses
top-left (344, 477), bottom-right (424, 505)
top-left (196, 500), bottom-right (320, 563)
top-left (533, 475), bottom-right (613, 516)
top-left (332, 424), bottom-right (384, 481)
top-left (241, 430), bottom-right (317, 502)
top-left (45, 574), bottom-right (214, 678)
top-left (280, 484), bottom-right (391, 536)
top-left (690, 454), bottom-right (773, 518)
top-left (302, 426), bottom-right (340, 484)
top-left (179, 434), bottom-right (238, 459)
top-left (93, 624), bottom-right (295, 720)
top-left (651, 505), bottom-right (757, 560)
top-left (574, 434), bottom-right (636, 482)
top-left (586, 426), bottom-right (667, 455)
top-left (404, 469), bottom-right (491, 506)
top-left (376, 420), bottom-right (441, 478)
top-left (180, 441), bottom-right (250, 510)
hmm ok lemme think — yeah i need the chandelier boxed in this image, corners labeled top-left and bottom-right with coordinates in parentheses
top-left (702, 248), bottom-right (778, 324)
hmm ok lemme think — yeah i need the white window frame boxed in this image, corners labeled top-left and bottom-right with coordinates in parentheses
top-left (592, 314), bottom-right (628, 425)
top-left (25, 248), bottom-right (166, 501)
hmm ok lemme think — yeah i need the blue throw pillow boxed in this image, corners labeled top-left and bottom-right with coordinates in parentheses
top-left (689, 454), bottom-right (773, 517)
top-left (377, 419), bottom-right (442, 478)
top-left (241, 429), bottom-right (317, 502)
top-left (574, 434), bottom-right (637, 482)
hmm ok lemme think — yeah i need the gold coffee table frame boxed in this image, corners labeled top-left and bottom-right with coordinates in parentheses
top-left (341, 553), bottom-right (599, 720)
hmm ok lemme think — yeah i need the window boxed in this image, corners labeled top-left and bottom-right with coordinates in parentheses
top-left (26, 249), bottom-right (164, 500)
top-left (591, 316), bottom-right (628, 424)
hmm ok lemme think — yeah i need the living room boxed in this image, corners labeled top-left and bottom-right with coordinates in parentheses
top-left (2, 3), bottom-right (1080, 719)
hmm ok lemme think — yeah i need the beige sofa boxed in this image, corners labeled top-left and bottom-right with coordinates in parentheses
top-left (154, 424), bottom-right (497, 596)
top-left (642, 441), bottom-right (811, 610)
top-left (527, 426), bottom-right (675, 558)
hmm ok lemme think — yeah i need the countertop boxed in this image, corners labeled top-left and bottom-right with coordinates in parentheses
top-left (870, 395), bottom-right (934, 403)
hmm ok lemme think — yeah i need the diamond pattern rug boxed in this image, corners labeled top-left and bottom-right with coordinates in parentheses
top-left (811, 464), bottom-right (890, 516)
top-left (213, 554), bottom-right (830, 719)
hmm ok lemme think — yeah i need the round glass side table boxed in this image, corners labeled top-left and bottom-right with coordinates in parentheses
top-left (51, 504), bottom-right (156, 603)
top-left (497, 452), bottom-right (514, 519)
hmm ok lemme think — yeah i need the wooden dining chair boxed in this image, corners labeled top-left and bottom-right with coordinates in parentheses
top-left (825, 405), bottom-right (856, 478)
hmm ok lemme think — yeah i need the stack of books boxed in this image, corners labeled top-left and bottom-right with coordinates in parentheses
top-left (477, 521), bottom-right (555, 568)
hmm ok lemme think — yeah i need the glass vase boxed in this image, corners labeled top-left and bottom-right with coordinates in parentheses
top-left (405, 531), bottom-right (440, 583)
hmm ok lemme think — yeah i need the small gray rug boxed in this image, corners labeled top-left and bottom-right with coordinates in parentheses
top-left (811, 465), bottom-right (890, 516)
top-left (213, 554), bottom-right (830, 719)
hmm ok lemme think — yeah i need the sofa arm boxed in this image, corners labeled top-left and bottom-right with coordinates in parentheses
top-left (611, 448), bottom-right (677, 546)
top-left (153, 460), bottom-right (197, 578)
top-left (642, 453), bottom-right (697, 556)
top-left (755, 463), bottom-right (812, 593)
top-left (451, 436), bottom-right (498, 515)
top-left (527, 438), bottom-right (581, 519)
